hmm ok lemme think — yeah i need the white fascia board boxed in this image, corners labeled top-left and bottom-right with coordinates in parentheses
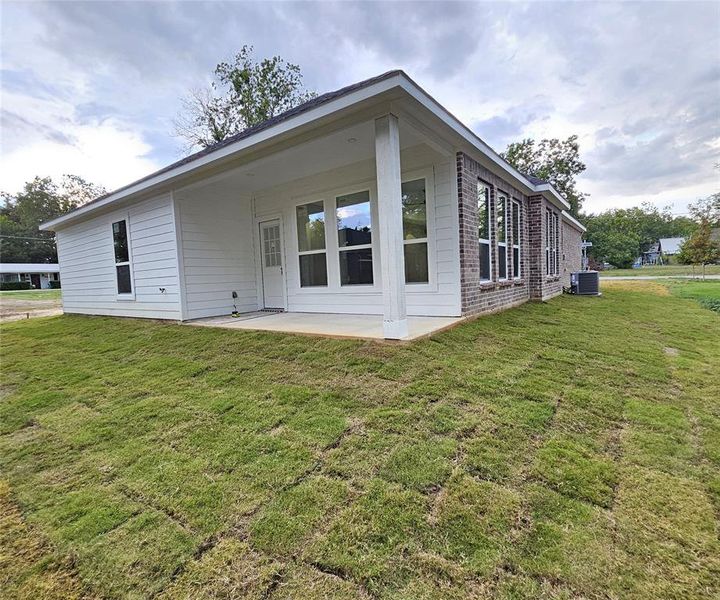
top-left (561, 210), bottom-right (586, 232)
top-left (41, 75), bottom-right (406, 231)
top-left (533, 184), bottom-right (572, 211)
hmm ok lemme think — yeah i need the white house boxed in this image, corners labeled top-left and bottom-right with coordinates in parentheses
top-left (0, 263), bottom-right (60, 289)
top-left (41, 71), bottom-right (584, 339)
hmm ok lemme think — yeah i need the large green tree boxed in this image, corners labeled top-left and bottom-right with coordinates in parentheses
top-left (583, 203), bottom-right (695, 268)
top-left (174, 45), bottom-right (316, 150)
top-left (502, 135), bottom-right (587, 216)
top-left (0, 175), bottom-right (105, 263)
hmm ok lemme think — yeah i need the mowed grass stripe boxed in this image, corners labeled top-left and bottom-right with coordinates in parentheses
top-left (0, 281), bottom-right (718, 599)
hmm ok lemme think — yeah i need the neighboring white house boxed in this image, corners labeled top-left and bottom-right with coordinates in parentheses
top-left (0, 263), bottom-right (60, 289)
top-left (659, 237), bottom-right (685, 256)
top-left (41, 71), bottom-right (584, 339)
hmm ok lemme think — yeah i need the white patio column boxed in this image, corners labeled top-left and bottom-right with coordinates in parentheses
top-left (375, 114), bottom-right (408, 340)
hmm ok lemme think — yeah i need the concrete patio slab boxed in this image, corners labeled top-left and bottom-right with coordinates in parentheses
top-left (186, 311), bottom-right (463, 341)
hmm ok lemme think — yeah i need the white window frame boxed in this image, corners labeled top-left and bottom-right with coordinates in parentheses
top-left (512, 198), bottom-right (521, 280)
top-left (554, 212), bottom-right (560, 275)
top-left (496, 191), bottom-right (509, 281)
top-left (545, 208), bottom-right (559, 276)
top-left (545, 208), bottom-right (551, 276)
top-left (402, 176), bottom-right (430, 285)
top-left (478, 180), bottom-right (492, 282)
top-left (336, 187), bottom-right (375, 287)
top-left (295, 200), bottom-right (328, 288)
top-left (111, 215), bottom-right (135, 300)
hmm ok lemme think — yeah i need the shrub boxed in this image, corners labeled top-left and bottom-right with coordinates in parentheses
top-left (48, 280), bottom-right (61, 289)
top-left (0, 281), bottom-right (32, 291)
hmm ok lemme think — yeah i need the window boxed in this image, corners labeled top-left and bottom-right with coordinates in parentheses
top-left (497, 192), bottom-right (508, 280)
top-left (337, 190), bottom-right (373, 285)
top-left (554, 213), bottom-right (560, 274)
top-left (296, 201), bottom-right (327, 287)
top-left (478, 181), bottom-right (492, 281)
top-left (402, 178), bottom-right (428, 284)
top-left (512, 199), bottom-right (521, 279)
top-left (545, 208), bottom-right (559, 276)
top-left (112, 219), bottom-right (132, 295)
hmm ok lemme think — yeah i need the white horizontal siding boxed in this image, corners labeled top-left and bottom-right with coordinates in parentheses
top-left (55, 194), bottom-right (182, 319)
top-left (178, 192), bottom-right (257, 320)
top-left (252, 144), bottom-right (461, 317)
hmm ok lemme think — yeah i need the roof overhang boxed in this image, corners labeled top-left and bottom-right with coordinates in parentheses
top-left (561, 210), bottom-right (586, 232)
top-left (0, 263), bottom-right (61, 273)
top-left (41, 71), bottom-right (571, 230)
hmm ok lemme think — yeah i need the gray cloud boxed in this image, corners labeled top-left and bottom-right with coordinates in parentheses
top-left (1, 1), bottom-right (718, 207)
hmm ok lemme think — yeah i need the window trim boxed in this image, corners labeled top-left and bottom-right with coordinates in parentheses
top-left (511, 198), bottom-right (521, 280)
top-left (496, 190), bottom-right (509, 281)
top-left (336, 187), bottom-right (375, 287)
top-left (290, 169), bottom-right (436, 295)
top-left (545, 207), bottom-right (560, 277)
top-left (295, 200), bottom-right (328, 287)
top-left (401, 176), bottom-right (430, 285)
top-left (111, 215), bottom-right (135, 300)
top-left (478, 179), bottom-right (492, 282)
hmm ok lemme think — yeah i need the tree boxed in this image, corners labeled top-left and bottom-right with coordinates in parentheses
top-left (0, 175), bottom-right (105, 263)
top-left (583, 203), bottom-right (695, 268)
top-left (502, 136), bottom-right (587, 216)
top-left (677, 193), bottom-right (720, 279)
top-left (174, 45), bottom-right (316, 150)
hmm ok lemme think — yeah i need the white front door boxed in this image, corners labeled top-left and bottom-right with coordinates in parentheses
top-left (260, 219), bottom-right (285, 309)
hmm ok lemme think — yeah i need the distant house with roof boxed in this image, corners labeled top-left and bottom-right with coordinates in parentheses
top-left (0, 263), bottom-right (60, 289)
top-left (639, 237), bottom-right (685, 266)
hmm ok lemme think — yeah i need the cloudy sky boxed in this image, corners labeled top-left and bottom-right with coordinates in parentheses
top-left (1, 1), bottom-right (718, 214)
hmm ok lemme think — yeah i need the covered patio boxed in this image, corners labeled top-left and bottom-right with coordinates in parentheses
top-left (185, 311), bottom-right (463, 341)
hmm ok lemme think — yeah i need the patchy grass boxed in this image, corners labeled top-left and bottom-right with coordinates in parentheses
top-left (667, 278), bottom-right (720, 312)
top-left (1, 281), bottom-right (719, 599)
top-left (600, 264), bottom-right (720, 277)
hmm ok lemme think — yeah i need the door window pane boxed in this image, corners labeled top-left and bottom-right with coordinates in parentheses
top-left (402, 179), bottom-right (427, 240)
top-left (337, 191), bottom-right (371, 247)
top-left (116, 265), bottom-right (131, 294)
top-left (263, 225), bottom-right (281, 267)
top-left (296, 202), bottom-right (325, 252)
top-left (339, 248), bottom-right (373, 285)
top-left (404, 242), bottom-right (428, 283)
top-left (112, 220), bottom-right (129, 263)
top-left (299, 253), bottom-right (327, 287)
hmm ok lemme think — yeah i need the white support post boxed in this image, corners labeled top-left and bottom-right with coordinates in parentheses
top-left (375, 114), bottom-right (408, 340)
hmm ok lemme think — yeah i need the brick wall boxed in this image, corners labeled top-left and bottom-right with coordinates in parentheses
top-left (457, 152), bottom-right (573, 315)
top-left (561, 219), bottom-right (584, 282)
top-left (457, 152), bottom-right (530, 315)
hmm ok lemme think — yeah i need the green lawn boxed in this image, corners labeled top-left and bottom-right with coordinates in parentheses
top-left (1, 282), bottom-right (719, 599)
top-left (667, 279), bottom-right (720, 312)
top-left (601, 263), bottom-right (720, 277)
top-left (0, 289), bottom-right (62, 301)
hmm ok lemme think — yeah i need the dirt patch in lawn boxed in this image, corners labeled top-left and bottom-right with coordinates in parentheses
top-left (0, 297), bottom-right (62, 322)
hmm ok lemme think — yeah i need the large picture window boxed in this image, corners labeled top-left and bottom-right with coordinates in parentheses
top-left (512, 199), bottom-right (521, 279)
top-left (112, 219), bottom-right (132, 295)
top-left (296, 201), bottom-right (327, 287)
top-left (496, 192), bottom-right (508, 280)
top-left (478, 181), bottom-right (491, 281)
top-left (337, 190), bottom-right (373, 285)
top-left (402, 178), bottom-right (428, 284)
